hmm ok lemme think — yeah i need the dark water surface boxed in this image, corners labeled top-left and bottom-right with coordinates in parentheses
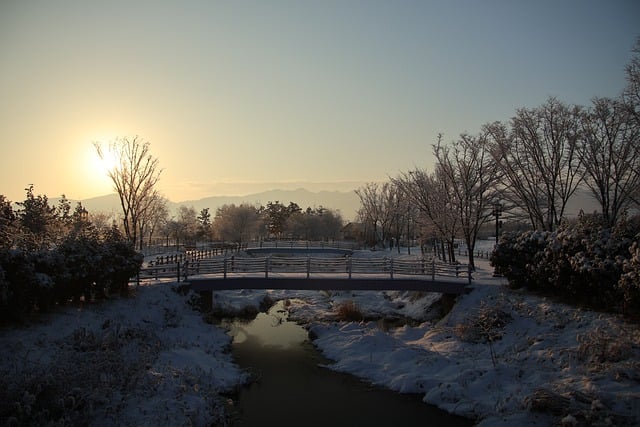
top-left (227, 301), bottom-right (473, 427)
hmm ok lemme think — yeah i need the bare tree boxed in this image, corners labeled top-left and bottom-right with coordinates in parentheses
top-left (139, 194), bottom-right (169, 248)
top-left (486, 98), bottom-right (584, 231)
top-left (623, 37), bottom-right (640, 124)
top-left (213, 204), bottom-right (260, 248)
top-left (94, 136), bottom-right (162, 249)
top-left (355, 182), bottom-right (396, 248)
top-left (395, 167), bottom-right (459, 262)
top-left (178, 206), bottom-right (199, 246)
top-left (578, 97), bottom-right (640, 225)
top-left (623, 38), bottom-right (640, 206)
top-left (433, 132), bottom-right (502, 269)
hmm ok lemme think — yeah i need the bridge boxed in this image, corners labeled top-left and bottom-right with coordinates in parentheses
top-left (174, 255), bottom-right (472, 296)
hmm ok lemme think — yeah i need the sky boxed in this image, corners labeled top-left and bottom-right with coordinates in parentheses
top-left (1, 0), bottom-right (639, 203)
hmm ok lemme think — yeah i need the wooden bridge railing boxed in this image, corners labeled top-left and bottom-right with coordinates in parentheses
top-left (181, 256), bottom-right (472, 284)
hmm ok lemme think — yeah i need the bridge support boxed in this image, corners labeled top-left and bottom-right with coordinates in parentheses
top-left (199, 290), bottom-right (213, 312)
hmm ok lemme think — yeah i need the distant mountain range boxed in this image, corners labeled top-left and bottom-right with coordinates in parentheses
top-left (71, 188), bottom-right (362, 221)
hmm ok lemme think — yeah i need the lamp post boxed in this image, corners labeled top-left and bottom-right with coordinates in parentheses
top-left (493, 203), bottom-right (502, 245)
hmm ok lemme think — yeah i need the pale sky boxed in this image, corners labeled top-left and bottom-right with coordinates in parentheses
top-left (1, 0), bottom-right (638, 202)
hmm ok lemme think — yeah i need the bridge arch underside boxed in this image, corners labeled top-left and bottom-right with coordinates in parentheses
top-left (187, 277), bottom-right (469, 294)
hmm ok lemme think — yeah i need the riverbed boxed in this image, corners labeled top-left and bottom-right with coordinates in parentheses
top-left (225, 300), bottom-right (472, 427)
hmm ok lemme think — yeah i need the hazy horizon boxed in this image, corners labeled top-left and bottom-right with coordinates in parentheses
top-left (2, 1), bottom-right (639, 203)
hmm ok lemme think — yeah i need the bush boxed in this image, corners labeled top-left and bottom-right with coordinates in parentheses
top-left (619, 242), bottom-right (640, 316)
top-left (491, 213), bottom-right (639, 316)
top-left (0, 232), bottom-right (142, 323)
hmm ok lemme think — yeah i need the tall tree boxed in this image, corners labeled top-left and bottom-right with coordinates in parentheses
top-left (355, 182), bottom-right (396, 248)
top-left (263, 201), bottom-right (299, 238)
top-left (197, 208), bottom-right (212, 241)
top-left (16, 185), bottom-right (57, 250)
top-left (578, 97), bottom-right (640, 225)
top-left (433, 132), bottom-right (502, 269)
top-left (0, 195), bottom-right (17, 249)
top-left (395, 167), bottom-right (460, 262)
top-left (623, 37), bottom-right (640, 206)
top-left (486, 98), bottom-right (584, 231)
top-left (94, 136), bottom-right (162, 249)
top-left (174, 206), bottom-right (198, 247)
top-left (140, 194), bottom-right (168, 248)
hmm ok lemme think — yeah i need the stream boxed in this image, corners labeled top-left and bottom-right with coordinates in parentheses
top-left (225, 300), bottom-right (473, 427)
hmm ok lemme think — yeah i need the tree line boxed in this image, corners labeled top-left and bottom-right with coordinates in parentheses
top-left (356, 39), bottom-right (640, 272)
top-left (141, 200), bottom-right (345, 250)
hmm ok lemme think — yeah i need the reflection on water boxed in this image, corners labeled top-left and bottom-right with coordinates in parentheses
top-left (226, 301), bottom-right (307, 348)
top-left (226, 300), bottom-right (472, 427)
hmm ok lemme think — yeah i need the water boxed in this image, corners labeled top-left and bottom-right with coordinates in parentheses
top-left (226, 300), bottom-right (473, 427)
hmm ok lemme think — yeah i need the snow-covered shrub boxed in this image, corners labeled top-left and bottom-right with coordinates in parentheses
top-left (492, 213), bottom-right (639, 315)
top-left (0, 249), bottom-right (38, 321)
top-left (618, 242), bottom-right (640, 316)
top-left (0, 230), bottom-right (142, 320)
top-left (491, 230), bottom-right (552, 289)
top-left (97, 237), bottom-right (142, 297)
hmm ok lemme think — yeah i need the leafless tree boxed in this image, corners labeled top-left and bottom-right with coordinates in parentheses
top-left (137, 191), bottom-right (168, 250)
top-left (623, 38), bottom-right (640, 206)
top-left (623, 37), bottom-right (640, 124)
top-left (174, 205), bottom-right (198, 247)
top-left (213, 204), bottom-right (260, 247)
top-left (94, 136), bottom-right (162, 249)
top-left (433, 132), bottom-right (502, 269)
top-left (395, 166), bottom-right (459, 262)
top-left (355, 182), bottom-right (398, 248)
top-left (485, 98), bottom-right (584, 231)
top-left (578, 97), bottom-right (640, 225)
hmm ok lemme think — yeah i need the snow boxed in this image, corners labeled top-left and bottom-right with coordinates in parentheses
top-left (2, 246), bottom-right (639, 426)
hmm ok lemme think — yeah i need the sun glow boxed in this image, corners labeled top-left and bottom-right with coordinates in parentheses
top-left (78, 140), bottom-right (118, 198)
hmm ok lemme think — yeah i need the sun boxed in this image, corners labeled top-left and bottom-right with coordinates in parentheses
top-left (78, 140), bottom-right (119, 197)
top-left (94, 143), bottom-right (118, 175)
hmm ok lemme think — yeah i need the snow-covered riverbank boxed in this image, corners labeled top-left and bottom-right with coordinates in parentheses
top-left (1, 254), bottom-right (639, 426)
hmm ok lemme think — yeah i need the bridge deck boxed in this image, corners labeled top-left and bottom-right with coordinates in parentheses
top-left (187, 275), bottom-right (470, 294)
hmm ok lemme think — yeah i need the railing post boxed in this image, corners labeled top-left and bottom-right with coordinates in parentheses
top-left (347, 256), bottom-right (352, 279)
top-left (177, 262), bottom-right (181, 283)
top-left (468, 263), bottom-right (472, 284)
top-left (431, 258), bottom-right (436, 281)
top-left (306, 256), bottom-right (311, 279)
top-left (223, 257), bottom-right (228, 279)
top-left (265, 256), bottom-right (270, 278)
top-left (389, 257), bottom-right (394, 279)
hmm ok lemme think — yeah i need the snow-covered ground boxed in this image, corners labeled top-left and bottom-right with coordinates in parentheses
top-left (1, 248), bottom-right (639, 426)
